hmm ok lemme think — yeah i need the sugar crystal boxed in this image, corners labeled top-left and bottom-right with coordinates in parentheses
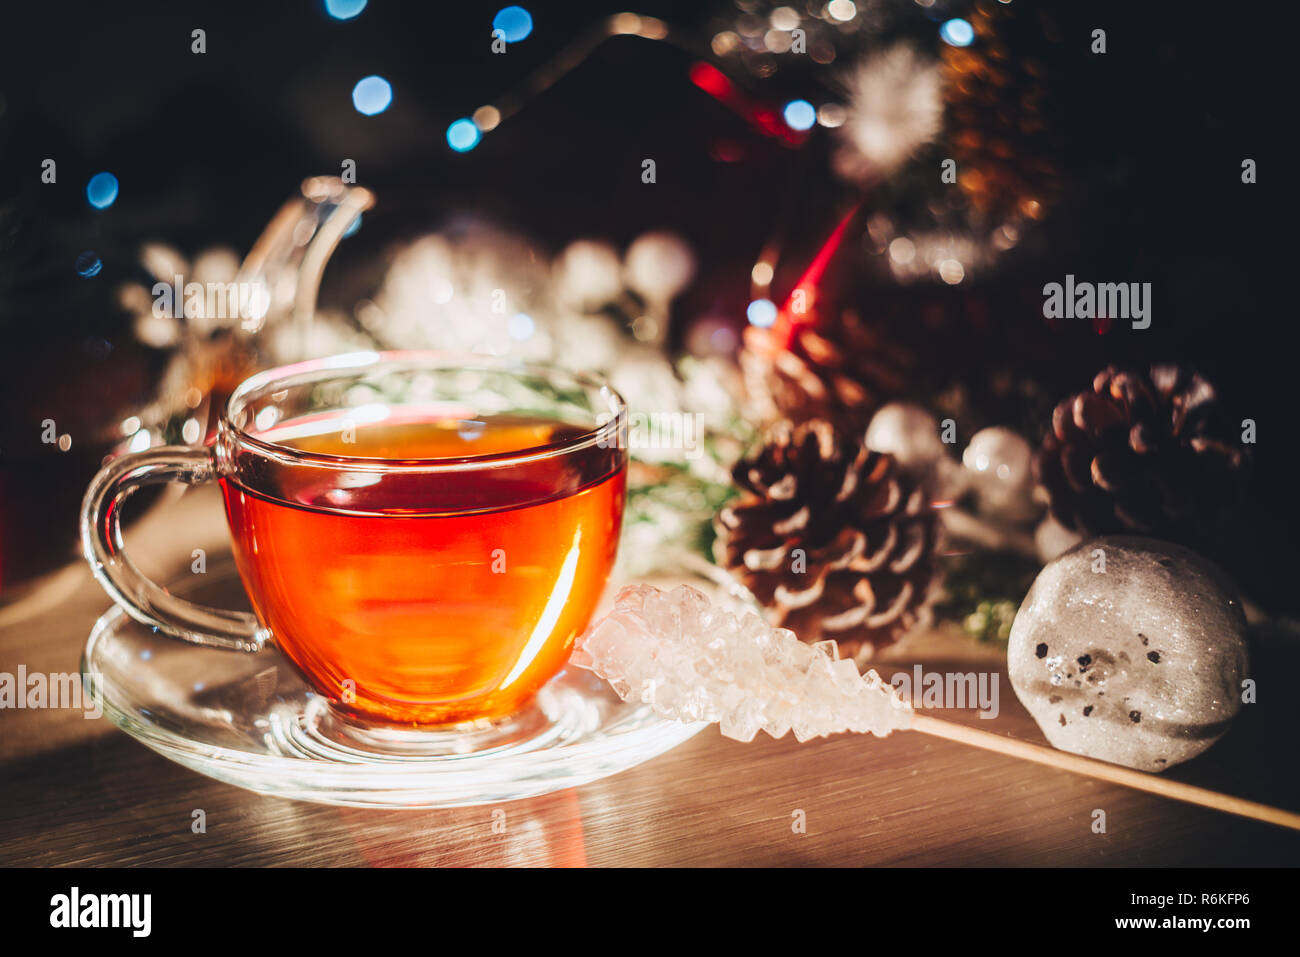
top-left (575, 584), bottom-right (914, 741)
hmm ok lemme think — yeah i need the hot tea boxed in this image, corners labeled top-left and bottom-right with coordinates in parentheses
top-left (220, 410), bottom-right (626, 726)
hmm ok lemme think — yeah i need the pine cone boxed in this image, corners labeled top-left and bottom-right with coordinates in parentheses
top-left (715, 420), bottom-right (938, 659)
top-left (741, 310), bottom-right (910, 432)
top-left (1033, 365), bottom-right (1249, 546)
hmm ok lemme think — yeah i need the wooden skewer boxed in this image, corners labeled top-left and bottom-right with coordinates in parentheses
top-left (908, 712), bottom-right (1300, 832)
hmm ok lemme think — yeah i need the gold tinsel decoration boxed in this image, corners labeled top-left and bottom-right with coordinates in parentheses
top-left (939, 2), bottom-right (1063, 227)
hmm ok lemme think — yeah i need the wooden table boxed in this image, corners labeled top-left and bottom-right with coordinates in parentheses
top-left (3, 488), bottom-right (1298, 867)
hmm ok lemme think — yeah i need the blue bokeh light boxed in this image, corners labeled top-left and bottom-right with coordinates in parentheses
top-left (342, 214), bottom-right (362, 238)
top-left (782, 99), bottom-right (817, 132)
top-left (446, 118), bottom-right (482, 152)
top-left (325, 0), bottom-right (367, 20)
top-left (508, 313), bottom-right (536, 341)
top-left (352, 75), bottom-right (393, 115)
top-left (940, 18), bottom-right (974, 47)
top-left (493, 6), bottom-right (533, 43)
top-left (75, 251), bottom-right (102, 278)
top-left (747, 299), bottom-right (777, 328)
top-left (86, 172), bottom-right (119, 209)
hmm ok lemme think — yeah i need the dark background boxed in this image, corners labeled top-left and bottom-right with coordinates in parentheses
top-left (0, 1), bottom-right (1291, 600)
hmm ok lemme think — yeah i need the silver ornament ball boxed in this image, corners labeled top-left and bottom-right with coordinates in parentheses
top-left (962, 426), bottom-right (1036, 518)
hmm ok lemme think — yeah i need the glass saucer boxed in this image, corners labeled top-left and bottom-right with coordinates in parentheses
top-left (82, 549), bottom-right (758, 808)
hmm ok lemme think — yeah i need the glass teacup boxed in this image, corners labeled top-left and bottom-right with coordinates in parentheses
top-left (82, 351), bottom-right (628, 750)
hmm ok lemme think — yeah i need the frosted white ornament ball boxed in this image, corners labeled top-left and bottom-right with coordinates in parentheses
top-left (555, 240), bottom-right (623, 311)
top-left (864, 402), bottom-right (949, 469)
top-left (624, 232), bottom-right (695, 302)
top-left (1008, 536), bottom-right (1248, 772)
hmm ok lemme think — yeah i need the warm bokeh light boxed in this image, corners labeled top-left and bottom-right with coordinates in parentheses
top-left (828, 0), bottom-right (857, 22)
top-left (473, 105), bottom-right (502, 131)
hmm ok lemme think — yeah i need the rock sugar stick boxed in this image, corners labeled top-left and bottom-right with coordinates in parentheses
top-left (573, 583), bottom-right (1300, 831)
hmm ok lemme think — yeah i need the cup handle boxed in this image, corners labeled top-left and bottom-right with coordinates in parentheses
top-left (80, 446), bottom-right (269, 652)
